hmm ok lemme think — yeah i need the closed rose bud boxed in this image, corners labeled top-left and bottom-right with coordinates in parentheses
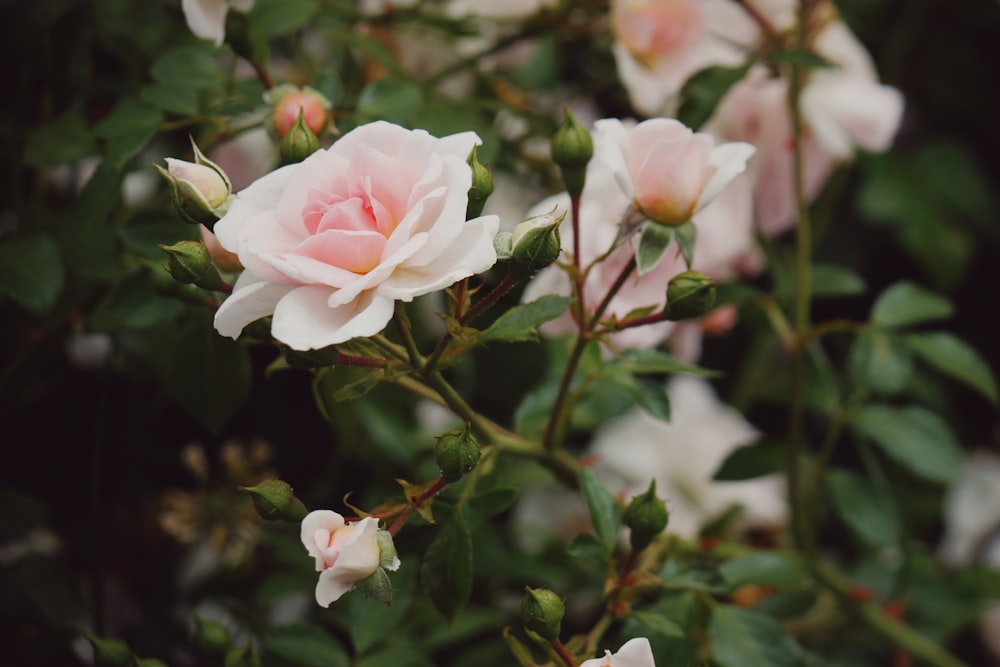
top-left (157, 139), bottom-right (232, 226)
top-left (238, 478), bottom-right (308, 522)
top-left (159, 240), bottom-right (227, 292)
top-left (623, 479), bottom-right (668, 551)
top-left (551, 108), bottom-right (593, 199)
top-left (434, 423), bottom-right (480, 483)
top-left (466, 146), bottom-right (494, 219)
top-left (273, 88), bottom-right (331, 138)
top-left (520, 587), bottom-right (564, 641)
top-left (279, 109), bottom-right (321, 164)
top-left (511, 209), bottom-right (564, 270)
top-left (664, 270), bottom-right (716, 321)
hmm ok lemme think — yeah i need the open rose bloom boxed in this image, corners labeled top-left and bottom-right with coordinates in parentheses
top-left (213, 121), bottom-right (500, 350)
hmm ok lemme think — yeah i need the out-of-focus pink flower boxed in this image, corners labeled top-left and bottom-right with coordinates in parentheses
top-left (522, 118), bottom-right (757, 352)
top-left (590, 376), bottom-right (787, 538)
top-left (301, 511), bottom-right (398, 607)
top-left (446, 0), bottom-right (556, 20)
top-left (580, 637), bottom-right (657, 667)
top-left (611, 0), bottom-right (756, 116)
top-left (181, 0), bottom-right (255, 46)
top-left (595, 118), bottom-right (755, 227)
top-left (212, 121), bottom-right (499, 350)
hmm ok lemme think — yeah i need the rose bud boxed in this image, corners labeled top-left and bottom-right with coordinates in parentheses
top-left (551, 108), bottom-right (593, 199)
top-left (520, 587), bottom-right (565, 641)
top-left (623, 479), bottom-right (669, 551)
top-left (354, 565), bottom-right (394, 605)
top-left (159, 240), bottom-right (227, 292)
top-left (466, 146), bottom-right (494, 220)
top-left (434, 423), bottom-right (481, 484)
top-left (511, 209), bottom-right (564, 271)
top-left (238, 478), bottom-right (308, 522)
top-left (273, 87), bottom-right (331, 138)
top-left (279, 108), bottom-right (321, 165)
top-left (156, 138), bottom-right (232, 227)
top-left (664, 270), bottom-right (717, 321)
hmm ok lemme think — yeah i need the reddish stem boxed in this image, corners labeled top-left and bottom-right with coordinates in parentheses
top-left (336, 352), bottom-right (388, 368)
top-left (554, 639), bottom-right (578, 667)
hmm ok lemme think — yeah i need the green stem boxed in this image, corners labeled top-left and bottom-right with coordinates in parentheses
top-left (810, 561), bottom-right (971, 667)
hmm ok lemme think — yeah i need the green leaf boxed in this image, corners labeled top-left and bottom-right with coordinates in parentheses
top-left (636, 222), bottom-right (673, 275)
top-left (606, 374), bottom-right (671, 421)
top-left (811, 263), bottom-right (867, 298)
top-left (847, 330), bottom-right (912, 396)
top-left (89, 273), bottom-right (185, 331)
top-left (826, 468), bottom-right (900, 547)
top-left (578, 467), bottom-right (621, 559)
top-left (719, 553), bottom-right (810, 589)
top-left (140, 82), bottom-right (200, 116)
top-left (356, 79), bottom-right (424, 126)
top-left (23, 111), bottom-right (97, 166)
top-left (713, 439), bottom-right (786, 481)
top-left (248, 0), bottom-right (319, 37)
top-left (905, 332), bottom-right (999, 405)
top-left (149, 45), bottom-right (225, 90)
top-left (769, 48), bottom-right (835, 69)
top-left (263, 623), bottom-right (349, 667)
top-left (421, 511), bottom-right (473, 623)
top-left (349, 594), bottom-right (411, 654)
top-left (466, 488), bottom-right (519, 526)
top-left (709, 605), bottom-right (805, 667)
top-left (92, 99), bottom-right (164, 168)
top-left (871, 281), bottom-right (953, 329)
top-left (848, 404), bottom-right (962, 483)
top-left (566, 533), bottom-right (607, 563)
top-left (673, 220), bottom-right (697, 268)
top-left (0, 234), bottom-right (64, 312)
top-left (482, 295), bottom-right (571, 342)
top-left (631, 611), bottom-right (686, 639)
top-left (677, 62), bottom-right (754, 130)
top-left (618, 348), bottom-right (720, 377)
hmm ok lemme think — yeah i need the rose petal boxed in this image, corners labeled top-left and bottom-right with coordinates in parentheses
top-left (271, 286), bottom-right (395, 349)
top-left (213, 270), bottom-right (295, 339)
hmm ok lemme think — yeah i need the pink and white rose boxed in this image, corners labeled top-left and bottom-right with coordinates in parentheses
top-left (594, 118), bottom-right (755, 227)
top-left (580, 637), bottom-right (657, 667)
top-left (213, 121), bottom-right (500, 350)
top-left (611, 0), bottom-right (756, 116)
top-left (522, 118), bottom-right (757, 352)
top-left (301, 510), bottom-right (399, 607)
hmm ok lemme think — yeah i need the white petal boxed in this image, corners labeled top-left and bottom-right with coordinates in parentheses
top-left (696, 141), bottom-right (755, 212)
top-left (181, 0), bottom-right (227, 45)
top-left (213, 271), bottom-right (294, 339)
top-left (270, 286), bottom-right (395, 350)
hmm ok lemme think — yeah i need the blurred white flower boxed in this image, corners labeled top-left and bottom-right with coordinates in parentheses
top-left (181, 0), bottom-right (255, 46)
top-left (591, 376), bottom-right (786, 538)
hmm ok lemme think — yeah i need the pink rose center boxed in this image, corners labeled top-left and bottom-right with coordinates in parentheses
top-left (314, 524), bottom-right (357, 570)
top-left (298, 184), bottom-right (397, 274)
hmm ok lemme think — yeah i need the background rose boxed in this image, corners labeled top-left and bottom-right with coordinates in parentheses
top-left (580, 637), bottom-right (657, 667)
top-left (213, 121), bottom-right (500, 350)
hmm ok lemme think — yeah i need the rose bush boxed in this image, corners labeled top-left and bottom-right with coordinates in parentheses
top-left (300, 510), bottom-right (399, 607)
top-left (213, 121), bottom-right (500, 350)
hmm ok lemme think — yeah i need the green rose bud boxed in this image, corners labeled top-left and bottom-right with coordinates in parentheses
top-left (511, 209), bottom-right (564, 270)
top-left (85, 634), bottom-right (134, 667)
top-left (519, 587), bottom-right (565, 642)
top-left (466, 146), bottom-right (494, 220)
top-left (279, 108), bottom-right (321, 165)
top-left (354, 566), bottom-right (394, 605)
top-left (664, 270), bottom-right (717, 321)
top-left (192, 615), bottom-right (232, 658)
top-left (551, 108), bottom-right (593, 199)
top-left (156, 138), bottom-right (232, 228)
top-left (623, 479), bottom-right (669, 551)
top-left (433, 423), bottom-right (481, 484)
top-left (238, 479), bottom-right (308, 522)
top-left (159, 240), bottom-right (227, 292)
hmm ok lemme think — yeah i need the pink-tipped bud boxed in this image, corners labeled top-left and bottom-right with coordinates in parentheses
top-left (273, 90), bottom-right (330, 138)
